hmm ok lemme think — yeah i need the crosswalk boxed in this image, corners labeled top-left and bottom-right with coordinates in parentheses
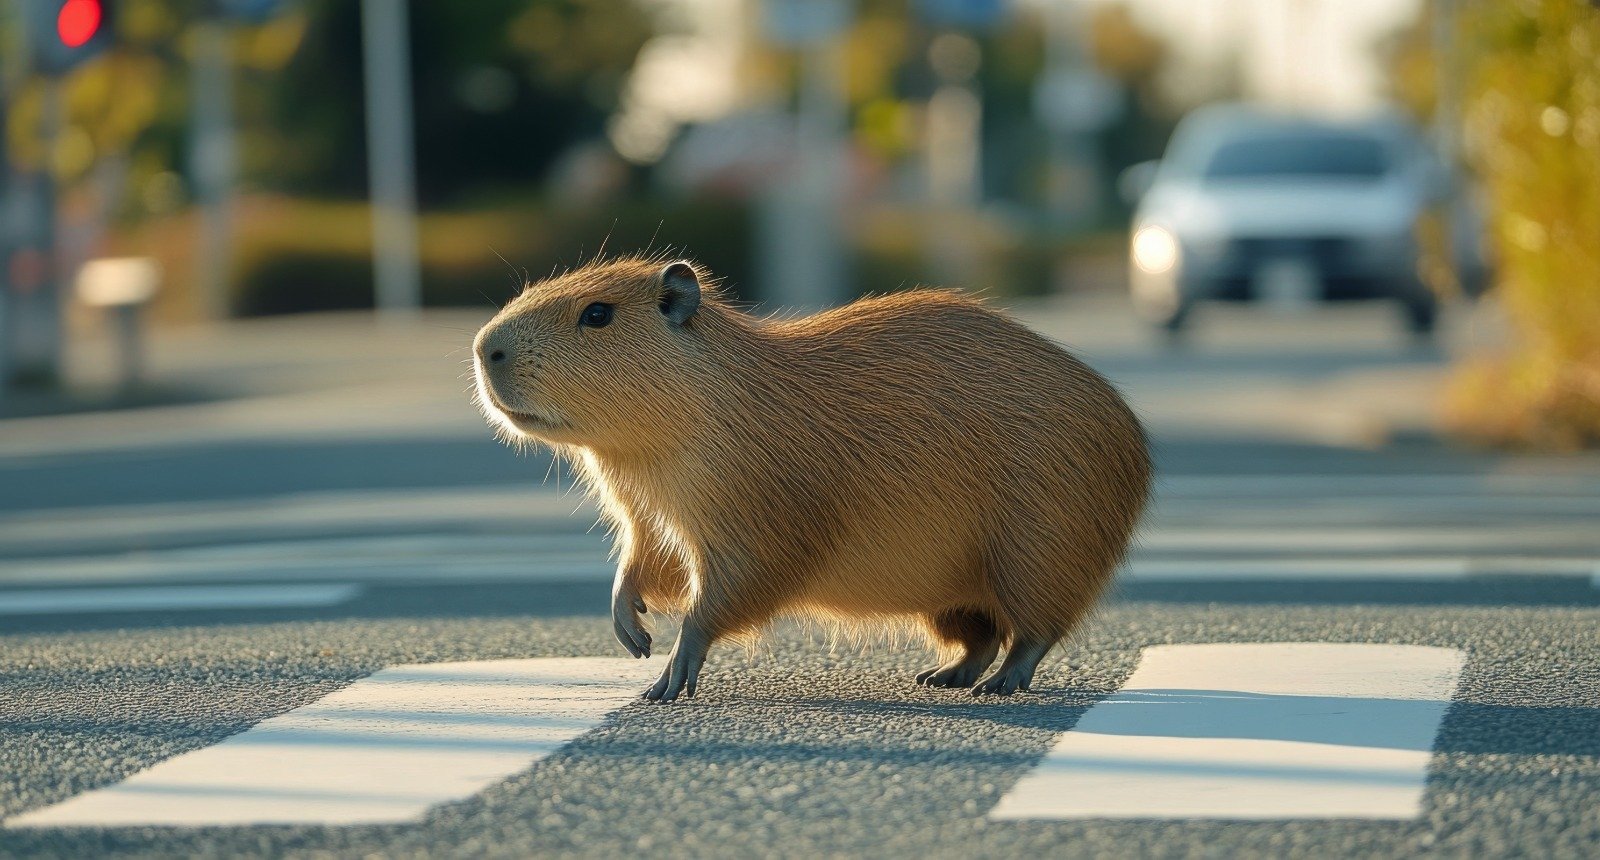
top-left (5, 645), bottom-right (1468, 828)
top-left (0, 471), bottom-right (1596, 612)
top-left (0, 583), bottom-right (363, 616)
top-left (7, 658), bottom-right (657, 828)
top-left (1, 469), bottom-right (1595, 842)
top-left (989, 643), bottom-right (1464, 821)
top-left (1, 537), bottom-right (1593, 592)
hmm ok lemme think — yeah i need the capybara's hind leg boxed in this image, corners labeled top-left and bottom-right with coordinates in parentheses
top-left (916, 608), bottom-right (1002, 688)
top-left (972, 634), bottom-right (1055, 696)
top-left (977, 529), bottom-right (1109, 696)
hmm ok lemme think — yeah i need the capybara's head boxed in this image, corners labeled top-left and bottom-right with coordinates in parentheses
top-left (473, 257), bottom-right (707, 450)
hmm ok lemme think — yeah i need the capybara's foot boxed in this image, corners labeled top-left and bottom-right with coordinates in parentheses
top-left (971, 638), bottom-right (1053, 696)
top-left (643, 623), bottom-right (710, 703)
top-left (916, 664), bottom-right (977, 688)
top-left (611, 586), bottom-right (651, 658)
top-left (915, 654), bottom-right (994, 688)
top-left (971, 665), bottom-right (1030, 696)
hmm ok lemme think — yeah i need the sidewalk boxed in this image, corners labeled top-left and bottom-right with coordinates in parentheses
top-left (1, 291), bottom-right (1504, 458)
top-left (0, 309), bottom-right (496, 457)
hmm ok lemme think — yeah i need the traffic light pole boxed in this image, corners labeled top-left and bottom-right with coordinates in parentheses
top-left (5, 78), bottom-right (64, 390)
top-left (361, 0), bottom-right (422, 321)
top-left (190, 18), bottom-right (237, 320)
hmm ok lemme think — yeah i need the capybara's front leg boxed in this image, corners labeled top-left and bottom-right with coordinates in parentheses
top-left (642, 551), bottom-right (775, 702)
top-left (644, 614), bottom-right (712, 702)
top-left (611, 531), bottom-right (691, 659)
top-left (611, 570), bottom-right (651, 658)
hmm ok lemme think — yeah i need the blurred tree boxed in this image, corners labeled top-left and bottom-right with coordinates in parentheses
top-left (1422, 0), bottom-right (1600, 449)
top-left (1088, 2), bottom-right (1177, 218)
top-left (255, 0), bottom-right (649, 202)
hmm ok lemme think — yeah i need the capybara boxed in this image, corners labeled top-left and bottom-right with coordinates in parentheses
top-left (473, 256), bottom-right (1150, 701)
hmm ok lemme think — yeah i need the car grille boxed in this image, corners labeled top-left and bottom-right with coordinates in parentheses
top-left (1226, 236), bottom-right (1354, 273)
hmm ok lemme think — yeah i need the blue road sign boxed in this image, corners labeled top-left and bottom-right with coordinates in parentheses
top-left (916, 0), bottom-right (1007, 29)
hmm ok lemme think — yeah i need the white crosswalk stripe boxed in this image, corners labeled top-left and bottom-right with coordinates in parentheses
top-left (3, 477), bottom-right (1598, 589)
top-left (5, 658), bottom-right (658, 828)
top-left (0, 584), bottom-right (363, 615)
top-left (989, 643), bottom-right (1466, 821)
top-left (1127, 556), bottom-right (1599, 582)
top-left (3, 646), bottom-right (1479, 828)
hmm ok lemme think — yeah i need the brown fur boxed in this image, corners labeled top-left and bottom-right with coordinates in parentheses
top-left (472, 255), bottom-right (1150, 698)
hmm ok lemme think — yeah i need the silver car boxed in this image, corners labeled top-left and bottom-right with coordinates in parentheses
top-left (1122, 105), bottom-right (1457, 338)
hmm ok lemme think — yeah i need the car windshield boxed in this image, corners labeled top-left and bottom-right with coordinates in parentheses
top-left (1201, 133), bottom-right (1390, 181)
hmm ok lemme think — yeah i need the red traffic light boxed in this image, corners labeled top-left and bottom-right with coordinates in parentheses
top-left (56, 0), bottom-right (102, 48)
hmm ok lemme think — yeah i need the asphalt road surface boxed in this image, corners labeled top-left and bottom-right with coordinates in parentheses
top-left (2, 301), bottom-right (1598, 858)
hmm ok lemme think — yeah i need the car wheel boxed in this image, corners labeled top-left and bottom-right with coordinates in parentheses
top-left (1401, 296), bottom-right (1437, 339)
top-left (1154, 300), bottom-right (1194, 344)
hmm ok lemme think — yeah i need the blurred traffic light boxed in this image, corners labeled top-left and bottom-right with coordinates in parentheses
top-left (29, 0), bottom-right (114, 75)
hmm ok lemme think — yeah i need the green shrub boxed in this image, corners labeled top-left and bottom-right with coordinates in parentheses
top-left (228, 197), bottom-right (757, 316)
top-left (224, 196), bottom-right (1078, 318)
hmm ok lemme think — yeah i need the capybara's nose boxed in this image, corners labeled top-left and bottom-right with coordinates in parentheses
top-left (476, 327), bottom-right (511, 368)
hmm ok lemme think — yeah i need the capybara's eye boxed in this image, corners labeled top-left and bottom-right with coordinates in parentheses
top-left (580, 302), bottom-right (614, 328)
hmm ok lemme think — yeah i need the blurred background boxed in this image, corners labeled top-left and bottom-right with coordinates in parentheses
top-left (1, 0), bottom-right (1596, 450)
top-left (5, 6), bottom-right (1600, 850)
top-left (0, 0), bottom-right (1597, 519)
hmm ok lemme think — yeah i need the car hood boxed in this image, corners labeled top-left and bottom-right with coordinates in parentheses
top-left (1139, 180), bottom-right (1419, 240)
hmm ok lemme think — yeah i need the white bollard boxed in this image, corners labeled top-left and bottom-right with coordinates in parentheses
top-left (75, 257), bottom-right (160, 395)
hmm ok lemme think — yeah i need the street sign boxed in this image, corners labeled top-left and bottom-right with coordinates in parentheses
top-left (916, 0), bottom-right (1007, 29)
top-left (214, 0), bottom-right (287, 24)
top-left (1032, 68), bottom-right (1123, 134)
top-left (763, 0), bottom-right (851, 47)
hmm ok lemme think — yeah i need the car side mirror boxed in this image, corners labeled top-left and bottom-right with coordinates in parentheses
top-left (1118, 160), bottom-right (1161, 207)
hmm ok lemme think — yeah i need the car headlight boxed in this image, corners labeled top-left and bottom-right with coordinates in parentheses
top-left (1132, 225), bottom-right (1180, 275)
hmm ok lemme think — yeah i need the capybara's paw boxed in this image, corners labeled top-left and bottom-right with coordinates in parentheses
top-left (971, 666), bottom-right (1030, 697)
top-left (915, 661), bottom-right (984, 688)
top-left (644, 666), bottom-right (674, 701)
top-left (611, 590), bottom-right (651, 658)
top-left (642, 640), bottom-right (705, 703)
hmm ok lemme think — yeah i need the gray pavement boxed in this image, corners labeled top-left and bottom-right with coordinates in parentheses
top-left (2, 603), bottom-right (1597, 858)
top-left (1, 296), bottom-right (1598, 857)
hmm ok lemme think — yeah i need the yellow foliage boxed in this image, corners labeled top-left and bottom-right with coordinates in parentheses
top-left (1442, 0), bottom-right (1600, 449)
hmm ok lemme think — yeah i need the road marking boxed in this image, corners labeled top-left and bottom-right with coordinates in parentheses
top-left (6, 657), bottom-right (657, 828)
top-left (1142, 525), bottom-right (1600, 554)
top-left (1127, 556), bottom-right (1600, 582)
top-left (0, 558), bottom-right (615, 587)
top-left (0, 583), bottom-right (362, 615)
top-left (1153, 494), bottom-right (1600, 521)
top-left (0, 487), bottom-right (603, 556)
top-left (989, 643), bottom-right (1465, 821)
top-left (1160, 474), bottom-right (1600, 497)
top-left (0, 533), bottom-right (615, 587)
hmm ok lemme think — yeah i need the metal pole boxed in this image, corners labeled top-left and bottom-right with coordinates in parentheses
top-left (1040, 0), bottom-right (1101, 229)
top-left (1431, 0), bottom-right (1463, 292)
top-left (924, 32), bottom-right (983, 287)
top-left (0, 97), bottom-right (11, 398)
top-left (190, 19), bottom-right (237, 320)
top-left (793, 36), bottom-right (847, 308)
top-left (757, 27), bottom-right (848, 311)
top-left (361, 0), bottom-right (422, 320)
top-left (6, 79), bottom-right (64, 389)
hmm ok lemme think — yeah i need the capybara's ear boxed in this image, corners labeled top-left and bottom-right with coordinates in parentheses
top-left (659, 261), bottom-right (701, 325)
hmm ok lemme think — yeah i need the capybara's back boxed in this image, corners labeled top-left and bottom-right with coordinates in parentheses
top-left (743, 290), bottom-right (1151, 691)
top-left (472, 258), bottom-right (1150, 700)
